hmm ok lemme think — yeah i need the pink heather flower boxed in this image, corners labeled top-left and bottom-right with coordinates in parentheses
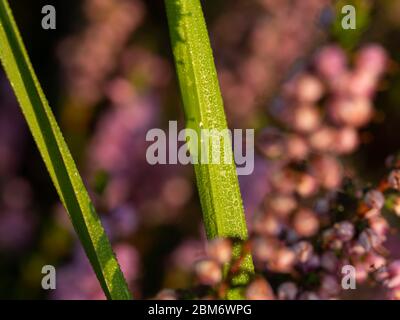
top-left (334, 221), bottom-right (355, 242)
top-left (245, 278), bottom-right (275, 300)
top-left (321, 251), bottom-right (339, 273)
top-left (293, 241), bottom-right (313, 263)
top-left (355, 44), bottom-right (388, 77)
top-left (285, 135), bottom-right (309, 161)
top-left (194, 259), bottom-right (222, 286)
top-left (364, 190), bottom-right (385, 210)
top-left (388, 169), bottom-right (400, 190)
top-left (293, 74), bottom-right (325, 103)
top-left (292, 209), bottom-right (320, 237)
top-left (310, 156), bottom-right (342, 189)
top-left (328, 97), bottom-right (373, 128)
top-left (291, 105), bottom-right (321, 133)
top-left (387, 261), bottom-right (400, 289)
top-left (270, 247), bottom-right (296, 273)
top-left (334, 127), bottom-right (359, 154)
top-left (277, 282), bottom-right (298, 300)
top-left (207, 238), bottom-right (233, 265)
top-left (155, 289), bottom-right (178, 300)
top-left (319, 275), bottom-right (341, 298)
top-left (315, 45), bottom-right (347, 81)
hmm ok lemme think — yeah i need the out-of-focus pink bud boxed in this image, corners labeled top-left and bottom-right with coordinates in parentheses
top-left (334, 221), bottom-right (355, 242)
top-left (355, 44), bottom-right (387, 77)
top-left (311, 156), bottom-right (342, 189)
top-left (291, 105), bottom-right (321, 133)
top-left (277, 282), bottom-right (298, 300)
top-left (315, 45), bottom-right (347, 81)
top-left (267, 194), bottom-right (297, 217)
top-left (207, 238), bottom-right (233, 265)
top-left (308, 126), bottom-right (335, 152)
top-left (387, 260), bottom-right (400, 289)
top-left (252, 237), bottom-right (276, 262)
top-left (328, 97), bottom-right (373, 128)
top-left (294, 74), bottom-right (325, 103)
top-left (319, 275), bottom-right (341, 298)
top-left (293, 241), bottom-right (313, 263)
top-left (253, 213), bottom-right (282, 237)
top-left (194, 259), bottom-right (222, 286)
top-left (293, 209), bottom-right (320, 237)
top-left (364, 190), bottom-right (385, 210)
top-left (334, 127), bottom-right (359, 154)
top-left (321, 251), bottom-right (339, 273)
top-left (346, 70), bottom-right (378, 98)
top-left (245, 278), bottom-right (275, 300)
top-left (368, 216), bottom-right (389, 237)
top-left (257, 128), bottom-right (285, 159)
top-left (388, 169), bottom-right (400, 191)
top-left (155, 289), bottom-right (178, 300)
top-left (298, 291), bottom-right (320, 300)
top-left (285, 135), bottom-right (309, 161)
top-left (296, 173), bottom-right (319, 198)
top-left (270, 247), bottom-right (296, 273)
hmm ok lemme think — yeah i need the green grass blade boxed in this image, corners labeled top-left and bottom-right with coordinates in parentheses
top-left (0, 0), bottom-right (131, 300)
top-left (165, 0), bottom-right (254, 297)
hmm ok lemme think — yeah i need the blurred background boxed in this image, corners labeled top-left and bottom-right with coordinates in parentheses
top-left (1, 0), bottom-right (400, 299)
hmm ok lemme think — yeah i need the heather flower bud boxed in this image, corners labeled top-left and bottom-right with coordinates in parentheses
top-left (253, 213), bottom-right (282, 236)
top-left (319, 275), bottom-right (341, 298)
top-left (267, 194), bottom-right (297, 217)
top-left (309, 127), bottom-right (335, 152)
top-left (358, 229), bottom-right (383, 252)
top-left (277, 282), bottom-right (298, 300)
top-left (245, 278), bottom-right (275, 300)
top-left (364, 190), bottom-right (385, 210)
top-left (334, 127), bottom-right (359, 154)
top-left (194, 259), bottom-right (222, 286)
top-left (294, 74), bottom-right (324, 103)
top-left (388, 169), bottom-right (400, 190)
top-left (257, 128), bottom-right (285, 159)
top-left (310, 156), bottom-right (342, 189)
top-left (207, 238), bottom-right (233, 265)
top-left (328, 97), bottom-right (373, 128)
top-left (368, 216), bottom-right (389, 237)
top-left (346, 70), bottom-right (378, 98)
top-left (315, 45), bottom-right (347, 81)
top-left (252, 237), bottom-right (276, 262)
top-left (387, 261), bottom-right (400, 289)
top-left (393, 197), bottom-right (400, 216)
top-left (291, 105), bottom-right (321, 133)
top-left (155, 289), bottom-right (178, 300)
top-left (321, 251), bottom-right (339, 273)
top-left (293, 209), bottom-right (320, 238)
top-left (298, 291), bottom-right (320, 300)
top-left (285, 135), bottom-right (309, 161)
top-left (301, 254), bottom-right (321, 272)
top-left (293, 241), bottom-right (313, 263)
top-left (296, 173), bottom-right (319, 198)
top-left (334, 221), bottom-right (355, 242)
top-left (270, 247), bottom-right (296, 273)
top-left (355, 44), bottom-right (387, 77)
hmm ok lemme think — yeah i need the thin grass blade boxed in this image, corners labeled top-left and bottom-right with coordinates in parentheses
top-left (165, 0), bottom-right (254, 298)
top-left (0, 0), bottom-right (131, 300)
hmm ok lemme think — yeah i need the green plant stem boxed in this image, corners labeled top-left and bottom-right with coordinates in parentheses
top-left (165, 0), bottom-right (254, 298)
top-left (0, 0), bottom-right (131, 299)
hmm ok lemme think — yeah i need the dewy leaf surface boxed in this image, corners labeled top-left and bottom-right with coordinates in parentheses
top-left (0, 0), bottom-right (131, 299)
top-left (165, 0), bottom-right (254, 297)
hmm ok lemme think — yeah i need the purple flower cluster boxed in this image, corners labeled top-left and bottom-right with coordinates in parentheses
top-left (155, 44), bottom-right (400, 300)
